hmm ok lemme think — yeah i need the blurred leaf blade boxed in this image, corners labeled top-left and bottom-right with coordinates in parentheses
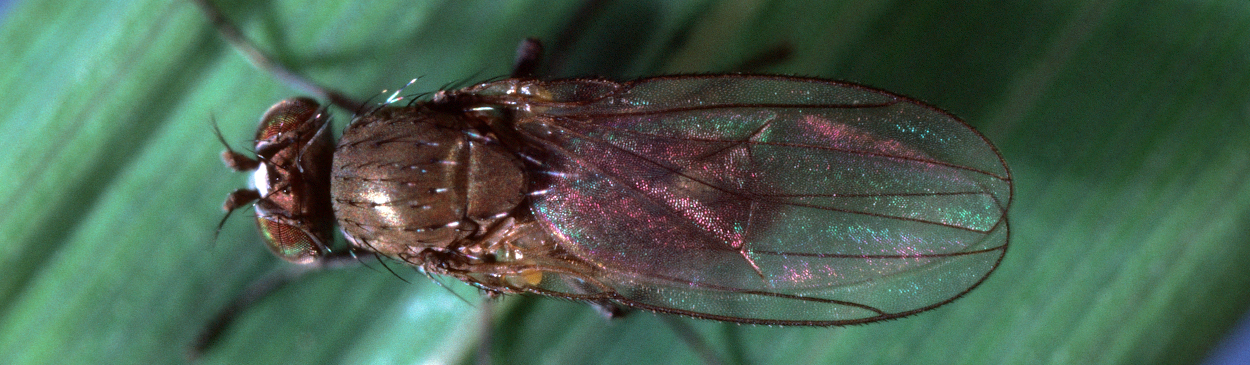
top-left (0, 0), bottom-right (1247, 364)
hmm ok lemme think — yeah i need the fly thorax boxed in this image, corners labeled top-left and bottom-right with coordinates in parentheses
top-left (331, 107), bottom-right (526, 258)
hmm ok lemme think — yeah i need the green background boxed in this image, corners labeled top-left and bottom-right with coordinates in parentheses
top-left (1, 0), bottom-right (1247, 364)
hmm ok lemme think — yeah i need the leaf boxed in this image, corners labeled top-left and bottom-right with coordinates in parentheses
top-left (0, 0), bottom-right (1246, 364)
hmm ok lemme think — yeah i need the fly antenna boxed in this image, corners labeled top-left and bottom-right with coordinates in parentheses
top-left (190, 0), bottom-right (362, 110)
top-left (212, 115), bottom-right (260, 172)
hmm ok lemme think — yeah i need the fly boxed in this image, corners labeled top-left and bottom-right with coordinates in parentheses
top-left (196, 0), bottom-right (1013, 352)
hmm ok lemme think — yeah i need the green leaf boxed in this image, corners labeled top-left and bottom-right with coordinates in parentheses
top-left (0, 0), bottom-right (1246, 364)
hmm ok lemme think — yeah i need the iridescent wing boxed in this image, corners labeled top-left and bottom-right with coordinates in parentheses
top-left (484, 75), bottom-right (1011, 324)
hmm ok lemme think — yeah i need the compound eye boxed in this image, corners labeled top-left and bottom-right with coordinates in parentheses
top-left (256, 217), bottom-right (323, 264)
top-left (256, 97), bottom-right (322, 141)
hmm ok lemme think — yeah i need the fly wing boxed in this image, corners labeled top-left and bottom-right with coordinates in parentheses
top-left (491, 75), bottom-right (1011, 324)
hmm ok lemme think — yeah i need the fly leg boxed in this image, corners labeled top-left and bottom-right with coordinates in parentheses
top-left (585, 300), bottom-right (629, 319)
top-left (511, 39), bottom-right (544, 78)
top-left (187, 250), bottom-right (373, 360)
top-left (731, 43), bottom-right (793, 72)
top-left (190, 0), bottom-right (365, 111)
top-left (660, 317), bottom-right (727, 365)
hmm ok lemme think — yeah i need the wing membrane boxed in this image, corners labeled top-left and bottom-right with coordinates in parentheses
top-left (482, 75), bottom-right (1011, 324)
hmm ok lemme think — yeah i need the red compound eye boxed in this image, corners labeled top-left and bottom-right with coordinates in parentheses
top-left (256, 97), bottom-right (321, 141)
top-left (256, 217), bottom-right (321, 264)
